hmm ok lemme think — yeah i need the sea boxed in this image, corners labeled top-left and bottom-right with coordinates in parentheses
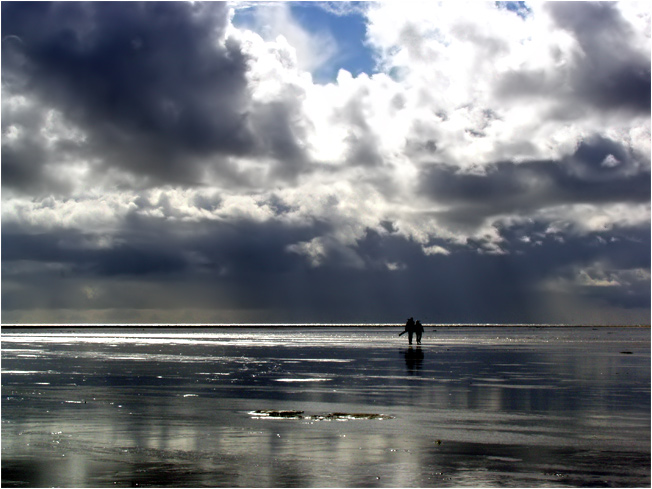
top-left (1, 325), bottom-right (650, 487)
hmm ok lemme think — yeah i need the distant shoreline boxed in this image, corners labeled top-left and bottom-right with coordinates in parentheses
top-left (1, 323), bottom-right (649, 329)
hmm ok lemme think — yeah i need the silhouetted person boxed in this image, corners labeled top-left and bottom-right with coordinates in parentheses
top-left (399, 317), bottom-right (415, 344)
top-left (414, 320), bottom-right (424, 345)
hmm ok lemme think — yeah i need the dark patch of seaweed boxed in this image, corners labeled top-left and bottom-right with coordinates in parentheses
top-left (250, 410), bottom-right (305, 418)
top-left (249, 410), bottom-right (394, 420)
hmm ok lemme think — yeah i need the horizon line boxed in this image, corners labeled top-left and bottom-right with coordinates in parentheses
top-left (2, 323), bottom-right (649, 328)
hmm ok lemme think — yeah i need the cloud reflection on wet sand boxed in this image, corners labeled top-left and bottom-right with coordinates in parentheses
top-left (2, 326), bottom-right (650, 487)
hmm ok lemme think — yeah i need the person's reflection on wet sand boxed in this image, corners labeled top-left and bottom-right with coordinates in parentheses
top-left (403, 346), bottom-right (424, 374)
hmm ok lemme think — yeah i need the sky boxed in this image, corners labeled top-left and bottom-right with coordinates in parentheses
top-left (1, 1), bottom-right (650, 325)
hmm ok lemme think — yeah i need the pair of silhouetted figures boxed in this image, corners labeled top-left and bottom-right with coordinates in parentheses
top-left (399, 317), bottom-right (424, 345)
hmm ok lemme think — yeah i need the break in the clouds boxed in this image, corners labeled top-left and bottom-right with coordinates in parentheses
top-left (2, 1), bottom-right (650, 324)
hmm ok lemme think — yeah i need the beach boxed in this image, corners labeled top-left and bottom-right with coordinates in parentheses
top-left (2, 326), bottom-right (650, 487)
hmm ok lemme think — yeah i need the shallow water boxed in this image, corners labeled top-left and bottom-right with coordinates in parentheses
top-left (2, 326), bottom-right (650, 487)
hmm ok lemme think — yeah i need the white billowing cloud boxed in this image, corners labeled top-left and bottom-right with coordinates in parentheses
top-left (537, 203), bottom-right (651, 235)
top-left (231, 3), bottom-right (338, 77)
top-left (423, 245), bottom-right (450, 256)
top-left (2, 192), bottom-right (137, 232)
top-left (544, 262), bottom-right (651, 295)
top-left (363, 1), bottom-right (650, 167)
top-left (618, 1), bottom-right (651, 43)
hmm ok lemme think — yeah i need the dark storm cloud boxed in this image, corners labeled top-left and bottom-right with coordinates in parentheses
top-left (499, 222), bottom-right (651, 311)
top-left (418, 135), bottom-right (650, 227)
top-left (499, 221), bottom-right (651, 278)
top-left (1, 2), bottom-right (312, 189)
top-left (2, 131), bottom-right (51, 193)
top-left (1, 93), bottom-right (79, 194)
top-left (496, 2), bottom-right (650, 114)
top-left (3, 205), bottom-right (649, 322)
top-left (335, 88), bottom-right (384, 167)
top-left (249, 93), bottom-right (311, 182)
top-left (1, 225), bottom-right (188, 277)
top-left (1, 210), bottom-right (329, 315)
top-left (221, 222), bottom-right (650, 322)
top-left (579, 271), bottom-right (650, 309)
top-left (546, 1), bottom-right (650, 114)
top-left (357, 223), bottom-right (650, 321)
top-left (2, 2), bottom-right (244, 146)
top-left (2, 2), bottom-right (246, 185)
top-left (1, 208), bottom-right (326, 282)
top-left (0, 222), bottom-right (539, 320)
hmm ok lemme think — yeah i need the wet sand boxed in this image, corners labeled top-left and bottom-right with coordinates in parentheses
top-left (2, 326), bottom-right (650, 487)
